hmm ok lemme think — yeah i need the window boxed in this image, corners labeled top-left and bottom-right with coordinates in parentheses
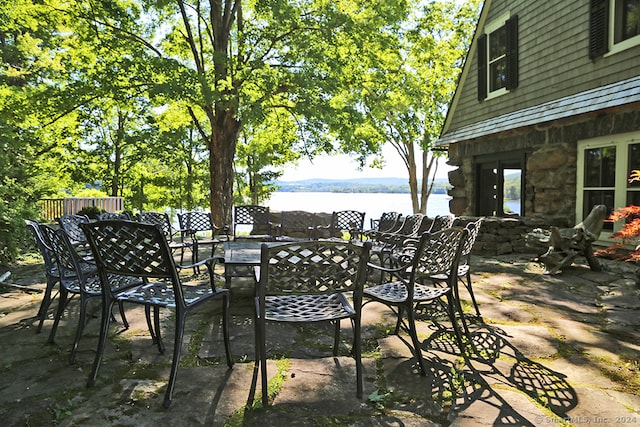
top-left (477, 14), bottom-right (518, 101)
top-left (577, 132), bottom-right (640, 237)
top-left (590, 0), bottom-right (640, 59)
top-left (475, 152), bottom-right (525, 217)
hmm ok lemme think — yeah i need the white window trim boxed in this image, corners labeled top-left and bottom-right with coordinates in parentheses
top-left (484, 12), bottom-right (510, 99)
top-left (576, 131), bottom-right (640, 244)
top-left (605, 0), bottom-right (640, 57)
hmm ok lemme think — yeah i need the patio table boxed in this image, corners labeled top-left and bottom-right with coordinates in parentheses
top-left (223, 241), bottom-right (282, 288)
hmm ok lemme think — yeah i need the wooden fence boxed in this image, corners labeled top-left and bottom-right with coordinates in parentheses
top-left (39, 197), bottom-right (124, 220)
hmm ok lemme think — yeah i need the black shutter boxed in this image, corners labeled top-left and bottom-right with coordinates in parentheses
top-left (589, 0), bottom-right (609, 59)
top-left (505, 15), bottom-right (519, 90)
top-left (477, 34), bottom-right (487, 101)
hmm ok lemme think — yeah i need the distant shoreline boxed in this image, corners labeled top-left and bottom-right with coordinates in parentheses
top-left (275, 177), bottom-right (451, 194)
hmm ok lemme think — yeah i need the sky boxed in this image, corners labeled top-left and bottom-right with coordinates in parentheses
top-left (279, 144), bottom-right (455, 181)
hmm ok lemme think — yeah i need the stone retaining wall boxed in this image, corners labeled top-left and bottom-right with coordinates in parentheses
top-left (455, 216), bottom-right (544, 255)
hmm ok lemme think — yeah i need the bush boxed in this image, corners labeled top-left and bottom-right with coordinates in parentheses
top-left (595, 171), bottom-right (640, 282)
top-left (77, 206), bottom-right (105, 220)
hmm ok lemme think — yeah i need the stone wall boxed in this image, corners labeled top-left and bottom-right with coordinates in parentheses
top-left (455, 216), bottom-right (543, 256)
top-left (447, 106), bottom-right (640, 229)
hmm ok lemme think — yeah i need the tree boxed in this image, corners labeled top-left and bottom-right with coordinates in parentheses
top-left (96, 0), bottom-right (411, 227)
top-left (355, 0), bottom-right (481, 214)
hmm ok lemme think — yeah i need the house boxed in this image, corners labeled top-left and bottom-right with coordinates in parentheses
top-left (437, 0), bottom-right (640, 243)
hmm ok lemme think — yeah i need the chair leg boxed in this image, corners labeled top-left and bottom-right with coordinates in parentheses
top-left (37, 277), bottom-right (58, 333)
top-left (445, 294), bottom-right (473, 366)
top-left (394, 307), bottom-right (404, 334)
top-left (87, 297), bottom-right (115, 388)
top-left (154, 305), bottom-right (164, 354)
top-left (461, 272), bottom-right (482, 318)
top-left (258, 314), bottom-right (269, 406)
top-left (145, 304), bottom-right (158, 345)
top-left (162, 310), bottom-right (187, 408)
top-left (69, 295), bottom-right (90, 364)
top-left (333, 319), bottom-right (341, 356)
top-left (406, 306), bottom-right (427, 375)
top-left (118, 301), bottom-right (129, 329)
top-left (48, 289), bottom-right (68, 344)
top-left (353, 315), bottom-right (363, 398)
top-left (222, 294), bottom-right (233, 367)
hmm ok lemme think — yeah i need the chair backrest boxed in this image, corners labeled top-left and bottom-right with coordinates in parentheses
top-left (137, 211), bottom-right (173, 239)
top-left (460, 217), bottom-right (484, 258)
top-left (258, 240), bottom-right (371, 298)
top-left (376, 212), bottom-right (402, 233)
top-left (40, 224), bottom-right (91, 285)
top-left (330, 210), bottom-right (365, 237)
top-left (98, 212), bottom-right (131, 221)
top-left (427, 215), bottom-right (455, 233)
top-left (25, 220), bottom-right (57, 277)
top-left (81, 220), bottom-right (188, 306)
top-left (409, 227), bottom-right (466, 288)
top-left (57, 214), bottom-right (90, 245)
top-left (233, 205), bottom-right (271, 237)
top-left (280, 211), bottom-right (316, 234)
top-left (178, 211), bottom-right (213, 234)
top-left (396, 214), bottom-right (425, 236)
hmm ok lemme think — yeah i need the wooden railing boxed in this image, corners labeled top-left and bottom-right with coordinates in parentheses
top-left (39, 197), bottom-right (124, 220)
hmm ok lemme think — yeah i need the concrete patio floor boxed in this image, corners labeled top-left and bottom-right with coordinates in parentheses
top-left (0, 250), bottom-right (639, 426)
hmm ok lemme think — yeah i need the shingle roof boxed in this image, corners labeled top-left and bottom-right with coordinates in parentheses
top-left (436, 75), bottom-right (640, 146)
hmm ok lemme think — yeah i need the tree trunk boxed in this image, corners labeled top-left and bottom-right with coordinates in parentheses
top-left (111, 111), bottom-right (125, 197)
top-left (209, 109), bottom-right (240, 229)
top-left (406, 142), bottom-right (420, 213)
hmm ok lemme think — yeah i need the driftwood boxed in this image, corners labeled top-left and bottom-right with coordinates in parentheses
top-left (526, 205), bottom-right (608, 275)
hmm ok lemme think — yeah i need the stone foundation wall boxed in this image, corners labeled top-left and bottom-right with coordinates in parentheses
top-left (447, 106), bottom-right (640, 228)
top-left (455, 216), bottom-right (543, 255)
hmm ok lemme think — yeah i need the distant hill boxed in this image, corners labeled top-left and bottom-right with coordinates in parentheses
top-left (275, 177), bottom-right (451, 194)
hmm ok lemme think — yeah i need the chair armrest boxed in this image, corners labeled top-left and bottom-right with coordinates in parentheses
top-left (176, 255), bottom-right (223, 272)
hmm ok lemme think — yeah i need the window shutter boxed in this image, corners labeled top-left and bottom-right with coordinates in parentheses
top-left (589, 0), bottom-right (609, 59)
top-left (477, 34), bottom-right (487, 101)
top-left (505, 15), bottom-right (519, 91)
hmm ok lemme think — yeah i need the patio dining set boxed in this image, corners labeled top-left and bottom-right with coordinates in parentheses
top-left (25, 205), bottom-right (485, 409)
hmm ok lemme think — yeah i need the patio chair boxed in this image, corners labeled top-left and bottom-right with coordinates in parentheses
top-left (25, 220), bottom-right (60, 333)
top-left (443, 217), bottom-right (484, 318)
top-left (315, 210), bottom-right (366, 241)
top-left (178, 211), bottom-right (229, 261)
top-left (254, 240), bottom-right (372, 406)
top-left (233, 205), bottom-right (274, 241)
top-left (39, 224), bottom-right (134, 364)
top-left (57, 214), bottom-right (91, 257)
top-left (274, 210), bottom-right (316, 241)
top-left (137, 211), bottom-right (194, 265)
top-left (81, 220), bottom-right (233, 408)
top-left (367, 212), bottom-right (402, 235)
top-left (363, 227), bottom-right (470, 375)
top-left (425, 214), bottom-right (455, 233)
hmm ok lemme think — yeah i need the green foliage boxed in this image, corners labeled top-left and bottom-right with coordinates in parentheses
top-left (595, 171), bottom-right (640, 264)
top-left (76, 206), bottom-right (105, 220)
top-left (0, 0), bottom-right (481, 264)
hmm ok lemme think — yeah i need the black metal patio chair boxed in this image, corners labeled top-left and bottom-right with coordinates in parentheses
top-left (274, 210), bottom-right (316, 241)
top-left (254, 240), bottom-right (372, 406)
top-left (81, 220), bottom-right (233, 408)
top-left (178, 211), bottom-right (229, 262)
top-left (57, 214), bottom-right (91, 257)
top-left (40, 224), bottom-right (134, 364)
top-left (233, 205), bottom-right (274, 241)
top-left (315, 210), bottom-right (366, 241)
top-left (363, 227), bottom-right (471, 375)
top-left (25, 220), bottom-right (60, 333)
top-left (137, 211), bottom-right (194, 265)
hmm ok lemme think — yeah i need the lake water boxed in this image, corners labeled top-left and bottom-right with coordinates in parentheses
top-left (266, 192), bottom-right (452, 224)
